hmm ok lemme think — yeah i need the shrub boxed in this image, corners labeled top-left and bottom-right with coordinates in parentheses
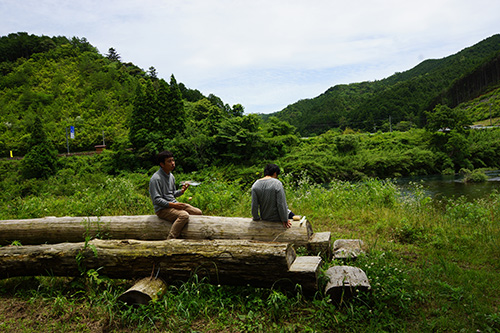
top-left (463, 169), bottom-right (488, 183)
top-left (21, 143), bottom-right (58, 179)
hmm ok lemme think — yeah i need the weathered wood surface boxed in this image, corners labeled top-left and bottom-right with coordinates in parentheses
top-left (332, 239), bottom-right (364, 260)
top-left (0, 239), bottom-right (324, 291)
top-left (307, 232), bottom-right (332, 259)
top-left (117, 277), bottom-right (167, 306)
top-left (324, 266), bottom-right (371, 301)
top-left (288, 256), bottom-right (323, 292)
top-left (0, 215), bottom-right (314, 247)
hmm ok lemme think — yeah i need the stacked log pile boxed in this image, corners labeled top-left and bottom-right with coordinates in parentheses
top-left (0, 215), bottom-right (332, 295)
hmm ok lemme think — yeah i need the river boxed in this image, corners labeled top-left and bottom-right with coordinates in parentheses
top-left (393, 170), bottom-right (500, 202)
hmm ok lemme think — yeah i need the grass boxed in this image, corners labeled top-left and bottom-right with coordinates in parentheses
top-left (1, 162), bottom-right (500, 332)
top-left (473, 117), bottom-right (500, 126)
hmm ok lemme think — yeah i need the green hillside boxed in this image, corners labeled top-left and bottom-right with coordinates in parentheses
top-left (0, 33), bottom-right (299, 174)
top-left (2, 32), bottom-right (500, 180)
top-left (0, 34), bottom-right (139, 154)
top-left (269, 34), bottom-right (500, 136)
top-left (0, 33), bottom-right (250, 157)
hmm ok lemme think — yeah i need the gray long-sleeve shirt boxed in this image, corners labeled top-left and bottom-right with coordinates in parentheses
top-left (251, 177), bottom-right (289, 222)
top-left (149, 168), bottom-right (182, 213)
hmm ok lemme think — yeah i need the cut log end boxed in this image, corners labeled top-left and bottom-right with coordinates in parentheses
top-left (332, 239), bottom-right (364, 260)
top-left (308, 232), bottom-right (332, 259)
top-left (117, 277), bottom-right (167, 306)
top-left (324, 266), bottom-right (371, 302)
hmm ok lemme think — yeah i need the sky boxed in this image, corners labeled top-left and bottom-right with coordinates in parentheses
top-left (1, 1), bottom-right (499, 114)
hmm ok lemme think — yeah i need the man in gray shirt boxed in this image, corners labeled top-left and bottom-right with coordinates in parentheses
top-left (251, 164), bottom-right (293, 228)
top-left (149, 150), bottom-right (202, 239)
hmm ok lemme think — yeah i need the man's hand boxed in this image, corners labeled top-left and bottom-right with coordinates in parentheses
top-left (282, 220), bottom-right (292, 228)
top-left (181, 182), bottom-right (190, 194)
top-left (169, 202), bottom-right (189, 210)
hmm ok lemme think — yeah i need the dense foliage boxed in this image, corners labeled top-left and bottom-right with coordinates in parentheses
top-left (278, 126), bottom-right (500, 182)
top-left (269, 34), bottom-right (500, 136)
top-left (0, 33), bottom-right (139, 155)
top-left (2, 32), bottom-right (500, 178)
top-left (0, 32), bottom-right (300, 174)
top-left (20, 114), bottom-right (58, 179)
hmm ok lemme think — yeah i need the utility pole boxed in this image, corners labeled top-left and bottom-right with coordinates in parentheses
top-left (66, 126), bottom-right (74, 154)
top-left (65, 127), bottom-right (69, 154)
top-left (490, 103), bottom-right (492, 126)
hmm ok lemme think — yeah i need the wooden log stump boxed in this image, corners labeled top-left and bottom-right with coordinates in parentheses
top-left (324, 266), bottom-right (371, 302)
top-left (307, 232), bottom-right (332, 259)
top-left (332, 239), bottom-right (364, 260)
top-left (0, 215), bottom-right (314, 248)
top-left (117, 277), bottom-right (167, 306)
top-left (287, 256), bottom-right (322, 294)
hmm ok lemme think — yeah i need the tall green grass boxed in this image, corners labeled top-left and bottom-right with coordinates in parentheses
top-left (1, 164), bottom-right (500, 332)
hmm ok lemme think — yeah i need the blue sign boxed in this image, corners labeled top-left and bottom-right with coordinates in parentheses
top-left (70, 126), bottom-right (75, 139)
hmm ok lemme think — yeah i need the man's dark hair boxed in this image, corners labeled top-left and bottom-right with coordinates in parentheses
top-left (156, 150), bottom-right (174, 165)
top-left (264, 163), bottom-right (280, 177)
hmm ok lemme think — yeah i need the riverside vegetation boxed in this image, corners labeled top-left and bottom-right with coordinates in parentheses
top-left (1, 154), bottom-right (500, 332)
top-left (1, 32), bottom-right (500, 332)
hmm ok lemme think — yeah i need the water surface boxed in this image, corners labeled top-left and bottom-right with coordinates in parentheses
top-left (393, 170), bottom-right (500, 201)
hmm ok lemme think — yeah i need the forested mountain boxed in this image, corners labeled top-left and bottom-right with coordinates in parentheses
top-left (3, 32), bottom-right (500, 188)
top-left (267, 34), bottom-right (500, 136)
top-left (0, 32), bottom-right (297, 172)
top-left (0, 33), bottom-right (196, 154)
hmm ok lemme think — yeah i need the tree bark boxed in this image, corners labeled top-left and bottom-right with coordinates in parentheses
top-left (117, 277), bottom-right (167, 306)
top-left (0, 239), bottom-right (321, 290)
top-left (0, 215), bottom-right (314, 247)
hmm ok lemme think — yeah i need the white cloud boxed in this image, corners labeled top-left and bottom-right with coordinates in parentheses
top-left (1, 0), bottom-right (499, 113)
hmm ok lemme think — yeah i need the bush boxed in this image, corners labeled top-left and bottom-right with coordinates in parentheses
top-left (21, 143), bottom-right (58, 179)
top-left (463, 169), bottom-right (488, 183)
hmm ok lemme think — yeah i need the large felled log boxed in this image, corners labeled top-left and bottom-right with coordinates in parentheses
top-left (0, 215), bottom-right (168, 245)
top-left (0, 215), bottom-right (314, 247)
top-left (0, 239), bottom-right (323, 291)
